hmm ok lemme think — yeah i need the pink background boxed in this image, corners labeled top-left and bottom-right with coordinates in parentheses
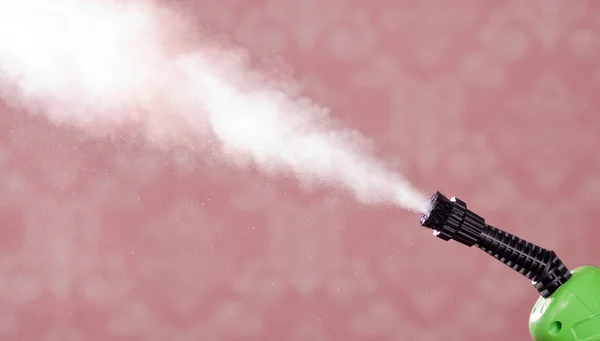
top-left (1, 0), bottom-right (600, 340)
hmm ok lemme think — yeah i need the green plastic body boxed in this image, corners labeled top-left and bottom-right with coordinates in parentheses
top-left (529, 266), bottom-right (600, 341)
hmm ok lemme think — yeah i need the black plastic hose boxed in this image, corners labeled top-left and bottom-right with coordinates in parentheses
top-left (420, 191), bottom-right (571, 298)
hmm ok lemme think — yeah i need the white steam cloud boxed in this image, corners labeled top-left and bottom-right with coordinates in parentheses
top-left (0, 0), bottom-right (430, 212)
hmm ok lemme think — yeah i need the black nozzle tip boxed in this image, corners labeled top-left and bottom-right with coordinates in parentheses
top-left (420, 191), bottom-right (454, 230)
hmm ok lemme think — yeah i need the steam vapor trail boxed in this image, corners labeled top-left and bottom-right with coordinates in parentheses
top-left (0, 0), bottom-right (430, 212)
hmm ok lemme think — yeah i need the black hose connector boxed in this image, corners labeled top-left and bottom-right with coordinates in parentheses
top-left (420, 191), bottom-right (571, 298)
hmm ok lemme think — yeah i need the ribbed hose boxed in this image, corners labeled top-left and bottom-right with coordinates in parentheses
top-left (478, 224), bottom-right (571, 297)
top-left (421, 191), bottom-right (571, 298)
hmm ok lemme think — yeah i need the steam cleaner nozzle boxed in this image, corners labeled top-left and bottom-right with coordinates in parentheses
top-left (420, 191), bottom-right (571, 298)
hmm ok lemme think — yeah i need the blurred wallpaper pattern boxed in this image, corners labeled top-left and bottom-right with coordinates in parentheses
top-left (1, 0), bottom-right (600, 340)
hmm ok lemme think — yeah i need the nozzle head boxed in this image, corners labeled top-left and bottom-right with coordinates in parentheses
top-left (420, 191), bottom-right (454, 231)
top-left (420, 191), bottom-right (484, 246)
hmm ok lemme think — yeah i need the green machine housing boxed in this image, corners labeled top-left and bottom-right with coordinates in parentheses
top-left (420, 192), bottom-right (600, 341)
top-left (529, 266), bottom-right (600, 341)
